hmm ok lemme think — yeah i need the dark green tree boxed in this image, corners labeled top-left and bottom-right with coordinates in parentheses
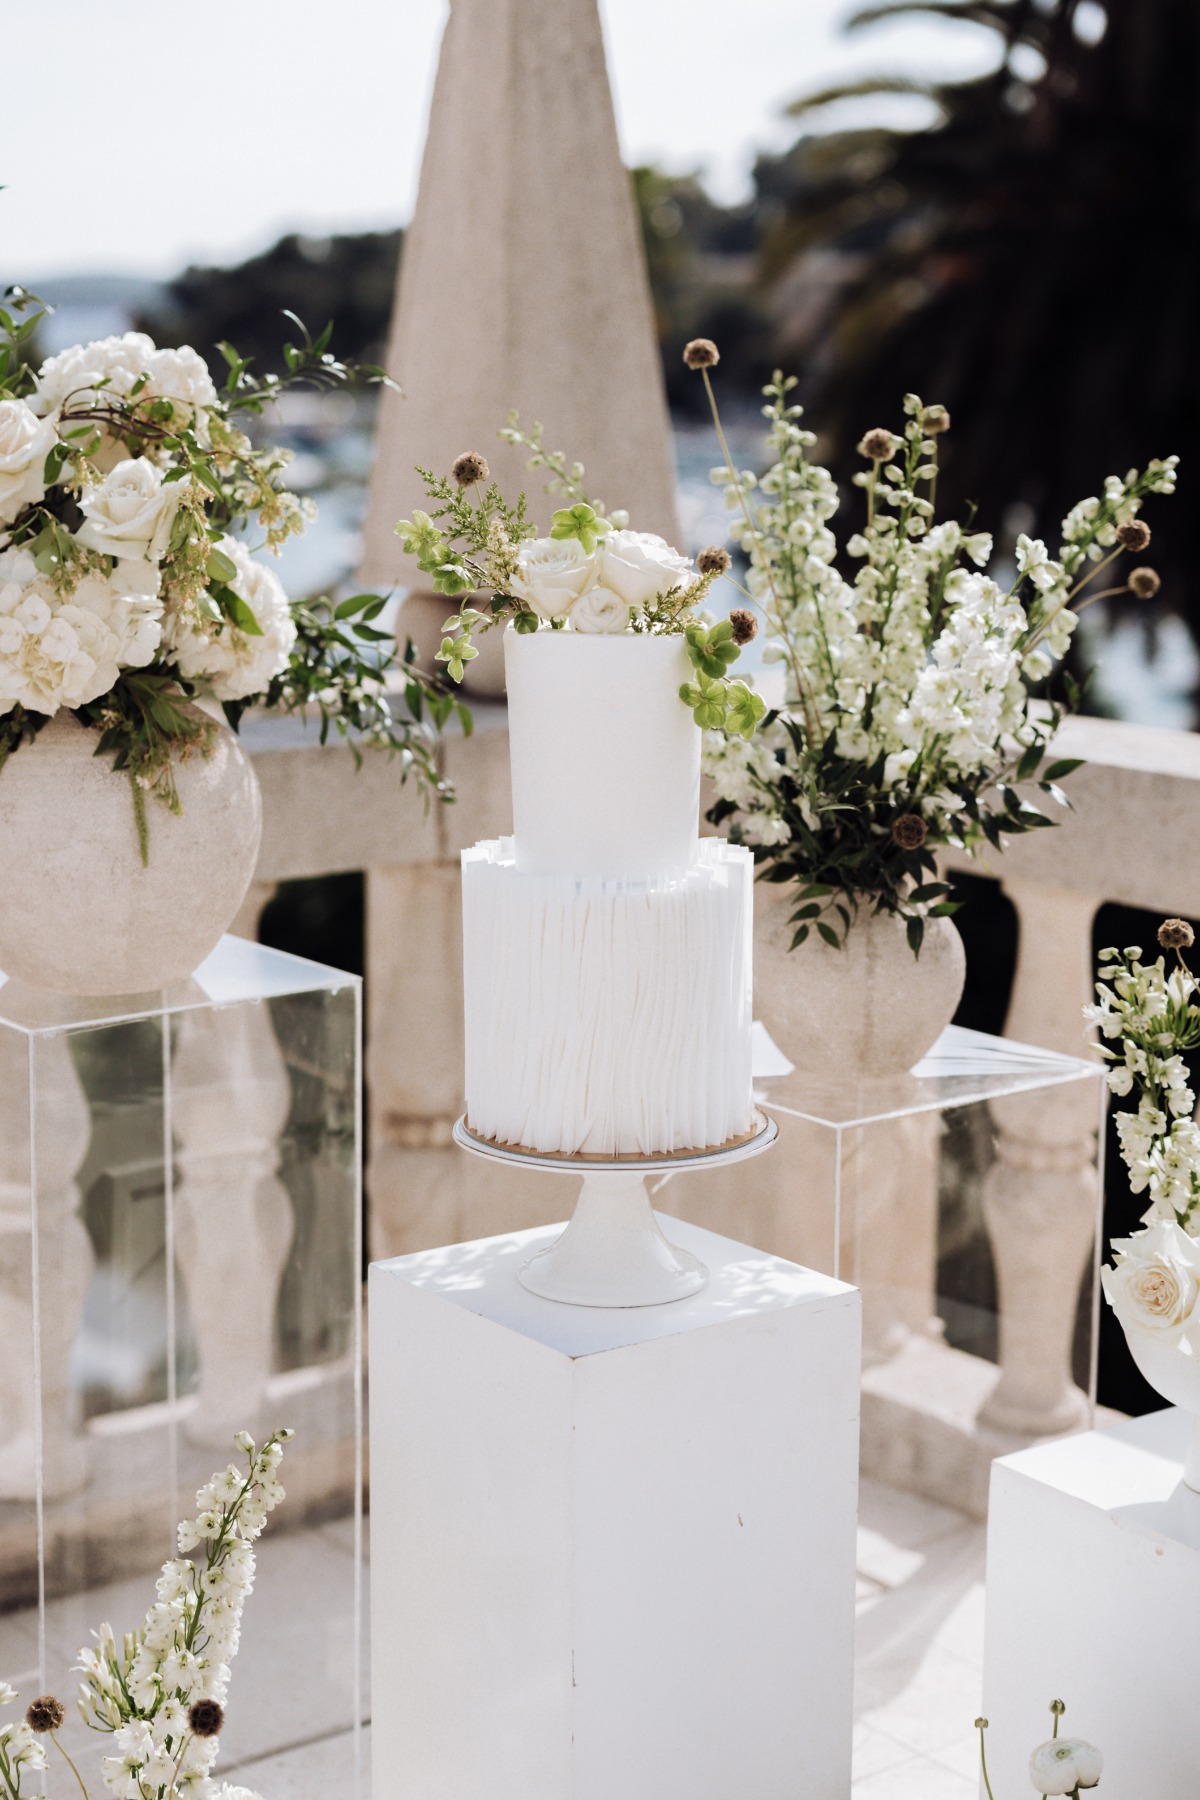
top-left (136, 229), bottom-right (401, 378)
top-left (763, 0), bottom-right (1193, 641)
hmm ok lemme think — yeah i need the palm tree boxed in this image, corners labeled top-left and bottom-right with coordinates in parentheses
top-left (764, 0), bottom-right (1196, 648)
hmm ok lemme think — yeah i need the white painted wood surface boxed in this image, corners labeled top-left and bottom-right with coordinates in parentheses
top-left (369, 1215), bottom-right (861, 1799)
top-left (983, 1407), bottom-right (1200, 1794)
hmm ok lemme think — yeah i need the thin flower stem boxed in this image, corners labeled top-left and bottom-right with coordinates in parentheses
top-left (166, 1730), bottom-right (193, 1800)
top-left (977, 1722), bottom-right (997, 1800)
top-left (51, 1732), bottom-right (92, 1800)
top-left (1065, 543), bottom-right (1123, 602)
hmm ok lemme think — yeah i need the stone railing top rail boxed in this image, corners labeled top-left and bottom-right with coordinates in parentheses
top-left (243, 707), bottom-right (1200, 913)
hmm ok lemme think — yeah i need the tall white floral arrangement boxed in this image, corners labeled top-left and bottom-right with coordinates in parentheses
top-left (687, 339), bottom-right (1177, 953)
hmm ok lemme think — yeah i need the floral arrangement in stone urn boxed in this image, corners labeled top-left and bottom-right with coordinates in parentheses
top-left (394, 420), bottom-right (765, 741)
top-left (977, 1699), bottom-right (1103, 1797)
top-left (689, 336), bottom-right (1178, 1079)
top-left (0, 1428), bottom-right (291, 1800)
top-left (0, 292), bottom-right (464, 996)
top-left (1087, 918), bottom-right (1200, 1489)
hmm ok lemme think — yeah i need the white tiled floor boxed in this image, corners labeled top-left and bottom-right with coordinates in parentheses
top-left (852, 1478), bottom-right (987, 1793)
top-left (4, 1480), bottom-right (987, 1796)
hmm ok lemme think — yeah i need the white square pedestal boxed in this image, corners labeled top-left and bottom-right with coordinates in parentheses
top-left (369, 1214), bottom-right (861, 1800)
top-left (982, 1407), bottom-right (1200, 1793)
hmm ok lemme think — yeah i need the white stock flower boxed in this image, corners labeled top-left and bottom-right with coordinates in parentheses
top-left (1102, 1218), bottom-right (1200, 1343)
top-left (76, 458), bottom-right (184, 564)
top-left (211, 1788), bottom-right (266, 1800)
top-left (571, 586), bottom-right (630, 634)
top-left (0, 398), bottom-right (56, 527)
top-left (32, 332), bottom-right (157, 415)
top-left (1028, 1735), bottom-right (1103, 1793)
top-left (166, 536), bottom-right (296, 701)
top-left (598, 528), bottom-right (692, 608)
top-left (508, 536), bottom-right (596, 620)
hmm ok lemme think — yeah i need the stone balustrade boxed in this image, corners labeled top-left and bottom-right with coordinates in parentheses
top-left (7, 705), bottom-right (1189, 1555)
top-left (238, 705), bottom-right (1195, 1512)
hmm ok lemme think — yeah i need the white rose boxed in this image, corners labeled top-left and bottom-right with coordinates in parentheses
top-left (0, 399), bottom-right (57, 528)
top-left (75, 458), bottom-right (184, 564)
top-left (165, 535), bottom-right (296, 701)
top-left (571, 585), bottom-right (630, 634)
top-left (1028, 1736), bottom-right (1103, 1794)
top-left (509, 536), bottom-right (597, 620)
top-left (146, 344), bottom-right (217, 415)
top-left (1101, 1217), bottom-right (1200, 1342)
top-left (598, 529), bottom-right (692, 609)
top-left (32, 331), bottom-right (156, 415)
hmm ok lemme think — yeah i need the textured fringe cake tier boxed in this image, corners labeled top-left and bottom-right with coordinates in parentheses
top-left (462, 835), bottom-right (755, 1156)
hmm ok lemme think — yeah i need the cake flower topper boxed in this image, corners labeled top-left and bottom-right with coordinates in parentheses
top-left (394, 427), bottom-right (766, 741)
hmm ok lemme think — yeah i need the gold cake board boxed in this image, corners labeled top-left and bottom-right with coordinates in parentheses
top-left (455, 1109), bottom-right (775, 1173)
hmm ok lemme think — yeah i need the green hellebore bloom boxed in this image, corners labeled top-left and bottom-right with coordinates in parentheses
top-left (549, 504), bottom-right (612, 555)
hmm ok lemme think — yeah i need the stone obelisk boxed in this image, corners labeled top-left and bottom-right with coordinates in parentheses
top-left (361, 0), bottom-right (680, 612)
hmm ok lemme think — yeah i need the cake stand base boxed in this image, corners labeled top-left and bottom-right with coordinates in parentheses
top-left (452, 1112), bottom-right (777, 1308)
top-left (517, 1169), bottom-right (707, 1306)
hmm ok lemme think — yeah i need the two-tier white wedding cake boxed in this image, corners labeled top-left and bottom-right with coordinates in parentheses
top-left (461, 628), bottom-right (755, 1157)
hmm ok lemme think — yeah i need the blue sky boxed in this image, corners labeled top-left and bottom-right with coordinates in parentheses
top-left (7, 0), bottom-right (996, 278)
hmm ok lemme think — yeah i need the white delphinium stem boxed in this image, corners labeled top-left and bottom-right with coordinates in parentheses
top-left (75, 1428), bottom-right (294, 1800)
top-left (1086, 933), bottom-right (1200, 1231)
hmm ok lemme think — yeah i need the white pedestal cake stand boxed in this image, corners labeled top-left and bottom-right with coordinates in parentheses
top-left (452, 1110), bottom-right (777, 1308)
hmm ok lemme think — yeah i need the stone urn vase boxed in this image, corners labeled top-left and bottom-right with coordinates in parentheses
top-left (754, 882), bottom-right (966, 1081)
top-left (0, 711), bottom-right (262, 996)
top-left (1118, 1324), bottom-right (1200, 1493)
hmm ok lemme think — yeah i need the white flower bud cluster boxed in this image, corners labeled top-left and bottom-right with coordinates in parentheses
top-left (1088, 940), bottom-right (1200, 1349)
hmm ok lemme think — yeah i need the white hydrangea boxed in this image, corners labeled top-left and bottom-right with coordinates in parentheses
top-left (165, 536), bottom-right (296, 702)
top-left (0, 553), bottom-right (162, 717)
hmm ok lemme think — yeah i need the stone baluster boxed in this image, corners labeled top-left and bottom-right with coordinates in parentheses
top-left (0, 1025), bottom-right (93, 1501)
top-left (977, 881), bottom-right (1102, 1435)
top-left (171, 1000), bottom-right (294, 1449)
top-left (365, 863), bottom-right (539, 1259)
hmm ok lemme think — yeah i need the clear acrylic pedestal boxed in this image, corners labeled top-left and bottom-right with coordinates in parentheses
top-left (0, 935), bottom-right (365, 1795)
top-left (661, 1024), bottom-right (1107, 1517)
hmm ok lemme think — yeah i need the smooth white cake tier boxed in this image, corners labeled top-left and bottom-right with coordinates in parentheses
top-left (461, 836), bottom-right (755, 1157)
top-left (504, 628), bottom-right (700, 881)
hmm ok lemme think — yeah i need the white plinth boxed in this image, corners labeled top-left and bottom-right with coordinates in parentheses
top-left (983, 1407), bottom-right (1200, 1794)
top-left (369, 1215), bottom-right (861, 1800)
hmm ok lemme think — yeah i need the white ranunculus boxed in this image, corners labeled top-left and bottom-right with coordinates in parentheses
top-left (1028, 1735), bottom-right (1103, 1794)
top-left (0, 399), bottom-right (57, 528)
top-left (509, 536), bottom-right (597, 620)
top-left (165, 535), bottom-right (296, 701)
top-left (571, 585), bottom-right (630, 634)
top-left (31, 331), bottom-right (157, 415)
top-left (1102, 1217), bottom-right (1200, 1343)
top-left (75, 458), bottom-right (184, 564)
top-left (598, 529), bottom-right (692, 609)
